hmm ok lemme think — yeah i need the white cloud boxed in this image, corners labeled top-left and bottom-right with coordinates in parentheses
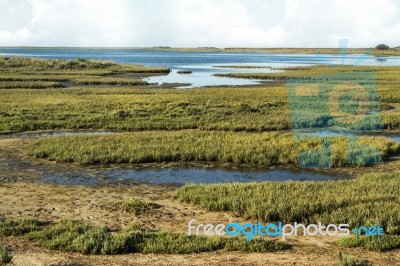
top-left (0, 28), bottom-right (33, 45)
top-left (0, 0), bottom-right (399, 47)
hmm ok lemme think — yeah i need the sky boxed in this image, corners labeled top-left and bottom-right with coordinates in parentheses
top-left (0, 0), bottom-right (399, 48)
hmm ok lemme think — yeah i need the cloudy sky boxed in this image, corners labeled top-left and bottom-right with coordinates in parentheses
top-left (0, 0), bottom-right (399, 48)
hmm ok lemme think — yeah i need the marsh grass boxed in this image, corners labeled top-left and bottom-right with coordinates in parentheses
top-left (0, 86), bottom-right (291, 133)
top-left (177, 70), bottom-right (192, 74)
top-left (0, 245), bottom-right (12, 266)
top-left (176, 171), bottom-right (400, 235)
top-left (214, 65), bottom-right (400, 130)
top-left (0, 57), bottom-right (169, 73)
top-left (0, 219), bottom-right (289, 255)
top-left (30, 131), bottom-right (400, 166)
top-left (0, 81), bottom-right (63, 89)
top-left (0, 57), bottom-right (168, 89)
top-left (0, 219), bottom-right (42, 236)
top-left (1, 63), bottom-right (400, 133)
top-left (120, 199), bottom-right (159, 214)
top-left (338, 252), bottom-right (370, 266)
top-left (340, 236), bottom-right (400, 251)
top-left (215, 65), bottom-right (400, 80)
top-left (72, 77), bottom-right (147, 86)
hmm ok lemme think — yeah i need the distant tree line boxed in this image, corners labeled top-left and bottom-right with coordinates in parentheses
top-left (375, 44), bottom-right (390, 50)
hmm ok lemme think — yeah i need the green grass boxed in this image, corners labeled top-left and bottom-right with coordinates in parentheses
top-left (340, 236), bottom-right (400, 251)
top-left (176, 171), bottom-right (400, 235)
top-left (338, 252), bottom-right (370, 266)
top-left (120, 199), bottom-right (159, 214)
top-left (0, 219), bottom-right (289, 255)
top-left (0, 245), bottom-right (12, 266)
top-left (29, 131), bottom-right (400, 166)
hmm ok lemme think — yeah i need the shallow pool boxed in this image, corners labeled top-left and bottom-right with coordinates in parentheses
top-left (40, 166), bottom-right (344, 186)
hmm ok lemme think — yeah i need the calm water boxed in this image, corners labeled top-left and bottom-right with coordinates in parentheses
top-left (1, 48), bottom-right (400, 88)
top-left (40, 167), bottom-right (343, 186)
top-left (1, 130), bottom-right (398, 143)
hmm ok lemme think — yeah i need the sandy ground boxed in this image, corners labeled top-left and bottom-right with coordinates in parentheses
top-left (0, 138), bottom-right (399, 266)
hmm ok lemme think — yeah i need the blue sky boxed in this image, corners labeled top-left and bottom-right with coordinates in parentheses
top-left (0, 0), bottom-right (399, 47)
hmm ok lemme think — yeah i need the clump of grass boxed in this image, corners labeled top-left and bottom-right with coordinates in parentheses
top-left (0, 219), bottom-right (42, 236)
top-left (120, 199), bottom-right (159, 214)
top-left (340, 236), bottom-right (400, 251)
top-left (338, 251), bottom-right (370, 266)
top-left (1, 219), bottom-right (289, 255)
top-left (26, 220), bottom-right (90, 252)
top-left (176, 171), bottom-right (400, 235)
top-left (0, 245), bottom-right (12, 266)
top-left (177, 70), bottom-right (192, 74)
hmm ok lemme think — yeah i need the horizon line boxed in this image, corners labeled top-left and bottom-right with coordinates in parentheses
top-left (0, 46), bottom-right (379, 49)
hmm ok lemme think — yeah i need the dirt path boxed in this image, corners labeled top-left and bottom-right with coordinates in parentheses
top-left (0, 138), bottom-right (399, 265)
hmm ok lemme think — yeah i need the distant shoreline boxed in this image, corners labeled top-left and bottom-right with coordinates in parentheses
top-left (0, 46), bottom-right (399, 55)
